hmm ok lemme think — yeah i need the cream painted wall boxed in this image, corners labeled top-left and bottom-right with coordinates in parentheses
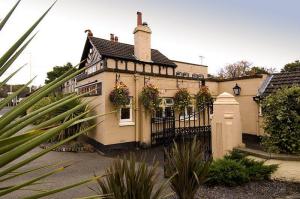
top-left (217, 75), bottom-right (267, 135)
top-left (76, 68), bottom-right (266, 146)
top-left (173, 61), bottom-right (208, 78)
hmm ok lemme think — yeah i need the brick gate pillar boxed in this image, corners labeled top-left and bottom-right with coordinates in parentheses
top-left (211, 92), bottom-right (244, 159)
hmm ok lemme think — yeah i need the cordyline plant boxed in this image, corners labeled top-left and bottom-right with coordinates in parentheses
top-left (0, 1), bottom-right (110, 198)
top-left (165, 137), bottom-right (211, 199)
top-left (195, 86), bottom-right (212, 108)
top-left (94, 154), bottom-right (171, 199)
top-left (140, 83), bottom-right (160, 112)
top-left (109, 81), bottom-right (130, 108)
top-left (173, 88), bottom-right (191, 111)
top-left (30, 94), bottom-right (95, 143)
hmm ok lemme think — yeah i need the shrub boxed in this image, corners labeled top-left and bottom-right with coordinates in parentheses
top-left (223, 150), bottom-right (278, 181)
top-left (195, 86), bottom-right (212, 108)
top-left (109, 81), bottom-right (130, 108)
top-left (165, 138), bottom-right (211, 199)
top-left (140, 83), bottom-right (160, 112)
top-left (261, 86), bottom-right (300, 154)
top-left (29, 96), bottom-right (53, 124)
top-left (207, 158), bottom-right (249, 186)
top-left (30, 94), bottom-right (94, 142)
top-left (95, 154), bottom-right (167, 199)
top-left (174, 88), bottom-right (191, 111)
top-left (240, 158), bottom-right (278, 181)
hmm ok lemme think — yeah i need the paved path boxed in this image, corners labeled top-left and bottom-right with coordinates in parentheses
top-left (248, 156), bottom-right (300, 182)
top-left (2, 148), bottom-right (115, 199)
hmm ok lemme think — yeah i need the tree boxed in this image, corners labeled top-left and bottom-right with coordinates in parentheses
top-left (218, 61), bottom-right (277, 78)
top-left (218, 60), bottom-right (252, 79)
top-left (45, 62), bottom-right (76, 84)
top-left (247, 66), bottom-right (277, 75)
top-left (281, 60), bottom-right (300, 72)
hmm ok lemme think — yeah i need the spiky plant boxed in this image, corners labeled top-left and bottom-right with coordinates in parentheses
top-left (0, 1), bottom-right (109, 198)
top-left (30, 94), bottom-right (95, 142)
top-left (165, 137), bottom-right (211, 199)
top-left (94, 154), bottom-right (169, 199)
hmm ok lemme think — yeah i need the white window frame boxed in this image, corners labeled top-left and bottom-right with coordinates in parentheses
top-left (180, 105), bottom-right (195, 120)
top-left (119, 97), bottom-right (134, 126)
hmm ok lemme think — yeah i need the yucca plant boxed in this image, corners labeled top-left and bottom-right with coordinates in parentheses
top-left (0, 1), bottom-right (110, 198)
top-left (94, 154), bottom-right (170, 199)
top-left (165, 137), bottom-right (211, 199)
top-left (30, 94), bottom-right (95, 142)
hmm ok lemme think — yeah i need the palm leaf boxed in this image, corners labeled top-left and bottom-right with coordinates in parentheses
top-left (0, 124), bottom-right (97, 177)
top-left (0, 65), bottom-right (25, 88)
top-left (0, 1), bottom-right (56, 69)
top-left (0, 33), bottom-right (37, 76)
top-left (0, 77), bottom-right (35, 110)
top-left (0, 166), bottom-right (67, 196)
top-left (0, 0), bottom-right (21, 31)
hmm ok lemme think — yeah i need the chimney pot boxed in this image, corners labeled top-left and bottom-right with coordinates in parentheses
top-left (115, 36), bottom-right (118, 42)
top-left (137, 11), bottom-right (142, 26)
top-left (110, 33), bottom-right (114, 41)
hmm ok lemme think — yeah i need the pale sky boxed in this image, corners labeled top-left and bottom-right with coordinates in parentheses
top-left (0, 0), bottom-right (299, 85)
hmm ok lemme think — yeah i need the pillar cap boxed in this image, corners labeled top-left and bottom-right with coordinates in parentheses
top-left (214, 92), bottom-right (239, 105)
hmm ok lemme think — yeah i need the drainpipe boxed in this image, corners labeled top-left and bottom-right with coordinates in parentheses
top-left (134, 74), bottom-right (139, 147)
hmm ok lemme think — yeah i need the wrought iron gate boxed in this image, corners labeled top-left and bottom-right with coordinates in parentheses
top-left (151, 102), bottom-right (213, 158)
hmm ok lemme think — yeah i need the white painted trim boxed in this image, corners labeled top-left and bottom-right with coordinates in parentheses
top-left (119, 121), bottom-right (135, 127)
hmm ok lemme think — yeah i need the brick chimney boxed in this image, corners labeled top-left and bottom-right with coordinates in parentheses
top-left (115, 36), bottom-right (118, 42)
top-left (110, 33), bottom-right (114, 41)
top-left (133, 12), bottom-right (152, 62)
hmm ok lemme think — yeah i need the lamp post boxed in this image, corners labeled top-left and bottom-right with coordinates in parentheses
top-left (233, 83), bottom-right (241, 96)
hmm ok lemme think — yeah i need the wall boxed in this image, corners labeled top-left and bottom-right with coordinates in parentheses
top-left (77, 68), bottom-right (217, 146)
top-left (217, 75), bottom-right (267, 135)
top-left (173, 60), bottom-right (208, 78)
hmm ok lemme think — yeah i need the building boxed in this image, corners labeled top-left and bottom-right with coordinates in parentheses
top-left (74, 12), bottom-right (267, 151)
top-left (254, 69), bottom-right (300, 135)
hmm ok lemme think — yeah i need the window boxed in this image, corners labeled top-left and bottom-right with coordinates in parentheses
top-left (155, 98), bottom-right (174, 118)
top-left (119, 97), bottom-right (134, 126)
top-left (87, 65), bottom-right (96, 74)
top-left (78, 82), bottom-right (102, 96)
top-left (180, 105), bottom-right (195, 120)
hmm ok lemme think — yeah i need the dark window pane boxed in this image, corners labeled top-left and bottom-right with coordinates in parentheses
top-left (187, 107), bottom-right (193, 115)
top-left (165, 107), bottom-right (173, 117)
top-left (121, 108), bottom-right (130, 120)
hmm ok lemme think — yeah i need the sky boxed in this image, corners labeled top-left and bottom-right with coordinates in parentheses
top-left (0, 0), bottom-right (299, 85)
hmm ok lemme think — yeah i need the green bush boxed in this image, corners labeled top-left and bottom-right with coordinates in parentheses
top-left (207, 158), bottom-right (249, 186)
top-left (261, 86), bottom-right (300, 154)
top-left (208, 150), bottom-right (278, 186)
top-left (241, 158), bottom-right (278, 181)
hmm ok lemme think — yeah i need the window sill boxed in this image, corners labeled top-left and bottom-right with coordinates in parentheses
top-left (180, 117), bottom-right (196, 121)
top-left (119, 121), bottom-right (135, 127)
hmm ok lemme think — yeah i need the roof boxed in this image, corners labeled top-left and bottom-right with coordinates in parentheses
top-left (85, 37), bottom-right (176, 67)
top-left (261, 71), bottom-right (300, 96)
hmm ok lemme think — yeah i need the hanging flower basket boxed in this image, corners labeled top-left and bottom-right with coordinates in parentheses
top-left (109, 81), bottom-right (130, 108)
top-left (195, 86), bottom-right (212, 108)
top-left (140, 83), bottom-right (160, 112)
top-left (174, 88), bottom-right (191, 111)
